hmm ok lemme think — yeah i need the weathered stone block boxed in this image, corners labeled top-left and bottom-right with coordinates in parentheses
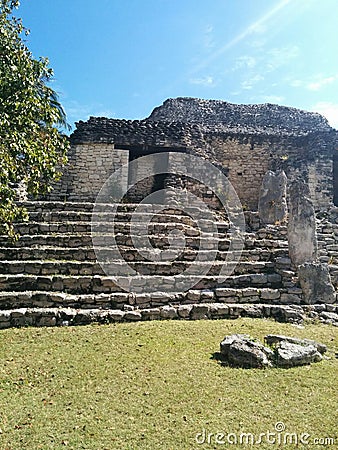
top-left (106, 310), bottom-right (125, 321)
top-left (186, 290), bottom-right (201, 302)
top-left (177, 305), bottom-right (193, 318)
top-left (220, 334), bottom-right (273, 368)
top-left (275, 342), bottom-right (322, 368)
top-left (209, 304), bottom-right (229, 318)
top-left (215, 288), bottom-right (238, 298)
top-left (124, 311), bottom-right (142, 321)
top-left (219, 333), bottom-right (325, 369)
top-left (267, 273), bottom-right (282, 284)
top-left (275, 256), bottom-right (292, 267)
top-left (287, 180), bottom-right (317, 265)
top-left (190, 304), bottom-right (209, 320)
top-left (200, 290), bottom-right (215, 301)
top-left (250, 274), bottom-right (268, 284)
top-left (37, 316), bottom-right (57, 327)
top-left (241, 304), bottom-right (263, 317)
top-left (270, 305), bottom-right (304, 322)
top-left (260, 289), bottom-right (280, 300)
top-left (298, 262), bottom-right (335, 304)
top-left (160, 306), bottom-right (178, 320)
top-left (141, 308), bottom-right (161, 320)
top-left (280, 293), bottom-right (302, 304)
top-left (319, 311), bottom-right (338, 323)
top-left (241, 288), bottom-right (260, 297)
top-left (258, 170), bottom-right (287, 224)
top-left (265, 334), bottom-right (327, 354)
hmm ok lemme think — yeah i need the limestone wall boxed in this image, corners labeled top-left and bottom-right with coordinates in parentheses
top-left (53, 143), bottom-right (129, 202)
top-left (47, 99), bottom-right (338, 209)
top-left (50, 131), bottom-right (335, 210)
top-left (307, 134), bottom-right (335, 209)
top-left (205, 131), bottom-right (335, 210)
top-left (208, 136), bottom-right (270, 210)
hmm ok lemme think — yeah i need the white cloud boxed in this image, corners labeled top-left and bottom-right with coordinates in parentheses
top-left (311, 102), bottom-right (338, 129)
top-left (203, 24), bottom-right (215, 49)
top-left (261, 95), bottom-right (285, 104)
top-left (265, 45), bottom-right (299, 71)
top-left (190, 0), bottom-right (291, 73)
top-left (241, 74), bottom-right (264, 90)
top-left (289, 79), bottom-right (303, 87)
top-left (189, 76), bottom-right (215, 86)
top-left (307, 75), bottom-right (337, 91)
top-left (231, 46), bottom-right (298, 97)
top-left (233, 55), bottom-right (257, 71)
top-left (289, 74), bottom-right (338, 91)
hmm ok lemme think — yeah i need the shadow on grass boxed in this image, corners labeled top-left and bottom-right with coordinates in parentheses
top-left (210, 351), bottom-right (238, 368)
top-left (211, 351), bottom-right (280, 370)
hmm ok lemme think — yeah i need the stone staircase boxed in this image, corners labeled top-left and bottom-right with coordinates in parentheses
top-left (0, 201), bottom-right (336, 328)
top-left (316, 208), bottom-right (338, 287)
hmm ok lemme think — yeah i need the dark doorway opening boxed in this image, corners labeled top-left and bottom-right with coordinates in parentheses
top-left (116, 144), bottom-right (187, 203)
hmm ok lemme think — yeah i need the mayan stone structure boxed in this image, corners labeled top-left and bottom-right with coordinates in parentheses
top-left (1, 97), bottom-right (338, 328)
top-left (52, 97), bottom-right (338, 210)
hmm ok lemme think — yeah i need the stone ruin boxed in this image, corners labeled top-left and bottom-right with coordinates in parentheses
top-left (218, 333), bottom-right (327, 369)
top-left (51, 97), bottom-right (338, 210)
top-left (0, 97), bottom-right (338, 328)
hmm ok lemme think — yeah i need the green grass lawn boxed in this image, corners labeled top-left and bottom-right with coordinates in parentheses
top-left (0, 318), bottom-right (337, 450)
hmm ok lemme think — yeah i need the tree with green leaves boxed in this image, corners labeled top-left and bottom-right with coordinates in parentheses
top-left (0, 0), bottom-right (69, 237)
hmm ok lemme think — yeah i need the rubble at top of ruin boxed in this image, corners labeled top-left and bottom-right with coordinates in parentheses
top-left (70, 97), bottom-right (337, 146)
top-left (147, 97), bottom-right (333, 134)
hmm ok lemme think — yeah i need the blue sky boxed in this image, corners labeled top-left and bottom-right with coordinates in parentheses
top-left (18, 0), bottom-right (338, 131)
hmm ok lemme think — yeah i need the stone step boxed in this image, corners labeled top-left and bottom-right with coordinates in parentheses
top-left (0, 272), bottom-right (283, 295)
top-left (18, 201), bottom-right (151, 213)
top-left (26, 210), bottom-right (230, 227)
top-left (255, 228), bottom-right (287, 240)
top-left (316, 230), bottom-right (337, 242)
top-left (316, 225), bottom-right (338, 233)
top-left (0, 287), bottom-right (293, 311)
top-left (1, 302), bottom-right (322, 329)
top-left (13, 221), bottom-right (288, 244)
top-left (0, 233), bottom-right (288, 250)
top-left (95, 233), bottom-right (288, 250)
top-left (0, 291), bottom-right (128, 310)
top-left (19, 201), bottom-right (224, 217)
top-left (3, 200), bottom-right (334, 331)
top-left (0, 260), bottom-right (276, 277)
top-left (318, 243), bottom-right (338, 252)
top-left (0, 246), bottom-right (288, 262)
top-left (12, 220), bottom-right (230, 236)
top-left (317, 236), bottom-right (338, 244)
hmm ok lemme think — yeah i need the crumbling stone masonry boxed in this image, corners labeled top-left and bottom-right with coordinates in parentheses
top-left (50, 97), bottom-right (338, 210)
